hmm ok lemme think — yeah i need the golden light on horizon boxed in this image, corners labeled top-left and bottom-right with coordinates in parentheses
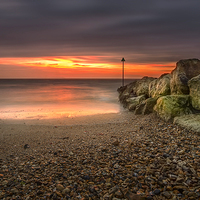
top-left (0, 56), bottom-right (175, 79)
top-left (0, 56), bottom-right (116, 69)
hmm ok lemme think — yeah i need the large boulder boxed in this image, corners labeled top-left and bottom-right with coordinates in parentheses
top-left (134, 97), bottom-right (158, 115)
top-left (134, 76), bottom-right (156, 97)
top-left (188, 74), bottom-right (200, 111)
top-left (127, 95), bottom-right (146, 111)
top-left (170, 59), bottom-right (200, 95)
top-left (174, 114), bottom-right (200, 134)
top-left (149, 73), bottom-right (171, 98)
top-left (154, 95), bottom-right (192, 121)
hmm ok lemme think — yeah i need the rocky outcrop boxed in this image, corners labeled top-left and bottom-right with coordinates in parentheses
top-left (149, 73), bottom-right (171, 98)
top-left (188, 74), bottom-right (200, 111)
top-left (170, 59), bottom-right (200, 95)
top-left (118, 58), bottom-right (200, 131)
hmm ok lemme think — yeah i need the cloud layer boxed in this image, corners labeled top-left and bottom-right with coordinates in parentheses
top-left (1, 0), bottom-right (200, 64)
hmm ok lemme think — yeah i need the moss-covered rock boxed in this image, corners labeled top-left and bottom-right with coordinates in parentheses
top-left (154, 95), bottom-right (192, 121)
top-left (188, 74), bottom-right (200, 111)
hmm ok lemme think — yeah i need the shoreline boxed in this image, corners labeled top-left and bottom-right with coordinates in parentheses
top-left (0, 111), bottom-right (129, 126)
top-left (0, 112), bottom-right (200, 199)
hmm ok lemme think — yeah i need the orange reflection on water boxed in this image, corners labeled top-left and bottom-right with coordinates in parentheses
top-left (0, 79), bottom-right (121, 120)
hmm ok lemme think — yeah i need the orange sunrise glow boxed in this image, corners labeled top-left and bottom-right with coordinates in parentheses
top-left (0, 56), bottom-right (174, 79)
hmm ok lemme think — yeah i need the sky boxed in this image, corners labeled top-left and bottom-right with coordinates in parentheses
top-left (1, 0), bottom-right (200, 79)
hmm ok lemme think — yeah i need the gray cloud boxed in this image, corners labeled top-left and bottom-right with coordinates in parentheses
top-left (1, 0), bottom-right (200, 63)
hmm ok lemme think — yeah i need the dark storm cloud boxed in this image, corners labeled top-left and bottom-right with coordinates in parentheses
top-left (1, 0), bottom-right (200, 63)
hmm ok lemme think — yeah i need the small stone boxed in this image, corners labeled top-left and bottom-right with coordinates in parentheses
top-left (2, 180), bottom-right (8, 186)
top-left (56, 184), bottom-right (64, 191)
top-left (166, 186), bottom-right (173, 191)
top-left (37, 190), bottom-right (43, 195)
top-left (176, 176), bottom-right (184, 182)
top-left (112, 140), bottom-right (120, 146)
top-left (82, 175), bottom-right (90, 180)
top-left (24, 144), bottom-right (30, 149)
top-left (115, 190), bottom-right (123, 198)
top-left (146, 197), bottom-right (153, 200)
top-left (163, 153), bottom-right (170, 158)
top-left (109, 185), bottom-right (119, 194)
top-left (187, 192), bottom-right (196, 197)
top-left (173, 185), bottom-right (187, 191)
top-left (11, 188), bottom-right (19, 194)
top-left (101, 148), bottom-right (109, 152)
top-left (62, 187), bottom-right (70, 195)
top-left (153, 189), bottom-right (161, 195)
top-left (178, 150), bottom-right (185, 154)
top-left (103, 193), bottom-right (111, 200)
top-left (162, 191), bottom-right (171, 199)
top-left (105, 183), bottom-right (112, 187)
top-left (190, 168), bottom-right (196, 174)
top-left (125, 190), bottom-right (145, 200)
top-left (114, 163), bottom-right (120, 169)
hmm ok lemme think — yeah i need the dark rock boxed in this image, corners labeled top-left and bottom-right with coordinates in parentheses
top-left (163, 153), bottom-right (170, 158)
top-left (82, 175), bottom-right (90, 180)
top-left (162, 191), bottom-right (171, 199)
top-left (24, 144), bottom-right (30, 149)
top-left (153, 189), bottom-right (161, 195)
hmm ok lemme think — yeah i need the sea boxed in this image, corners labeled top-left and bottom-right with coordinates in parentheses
top-left (0, 79), bottom-right (133, 120)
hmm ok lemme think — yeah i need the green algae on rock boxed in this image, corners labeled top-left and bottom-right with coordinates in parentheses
top-left (154, 95), bottom-right (192, 121)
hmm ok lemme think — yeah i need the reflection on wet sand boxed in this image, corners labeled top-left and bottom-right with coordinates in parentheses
top-left (0, 79), bottom-right (125, 119)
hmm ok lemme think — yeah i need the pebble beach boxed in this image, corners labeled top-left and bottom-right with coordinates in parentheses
top-left (0, 112), bottom-right (200, 200)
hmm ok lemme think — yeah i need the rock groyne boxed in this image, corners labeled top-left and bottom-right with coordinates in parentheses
top-left (118, 58), bottom-right (200, 133)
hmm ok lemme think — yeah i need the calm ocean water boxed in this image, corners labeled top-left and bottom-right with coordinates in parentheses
top-left (0, 79), bottom-right (133, 119)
